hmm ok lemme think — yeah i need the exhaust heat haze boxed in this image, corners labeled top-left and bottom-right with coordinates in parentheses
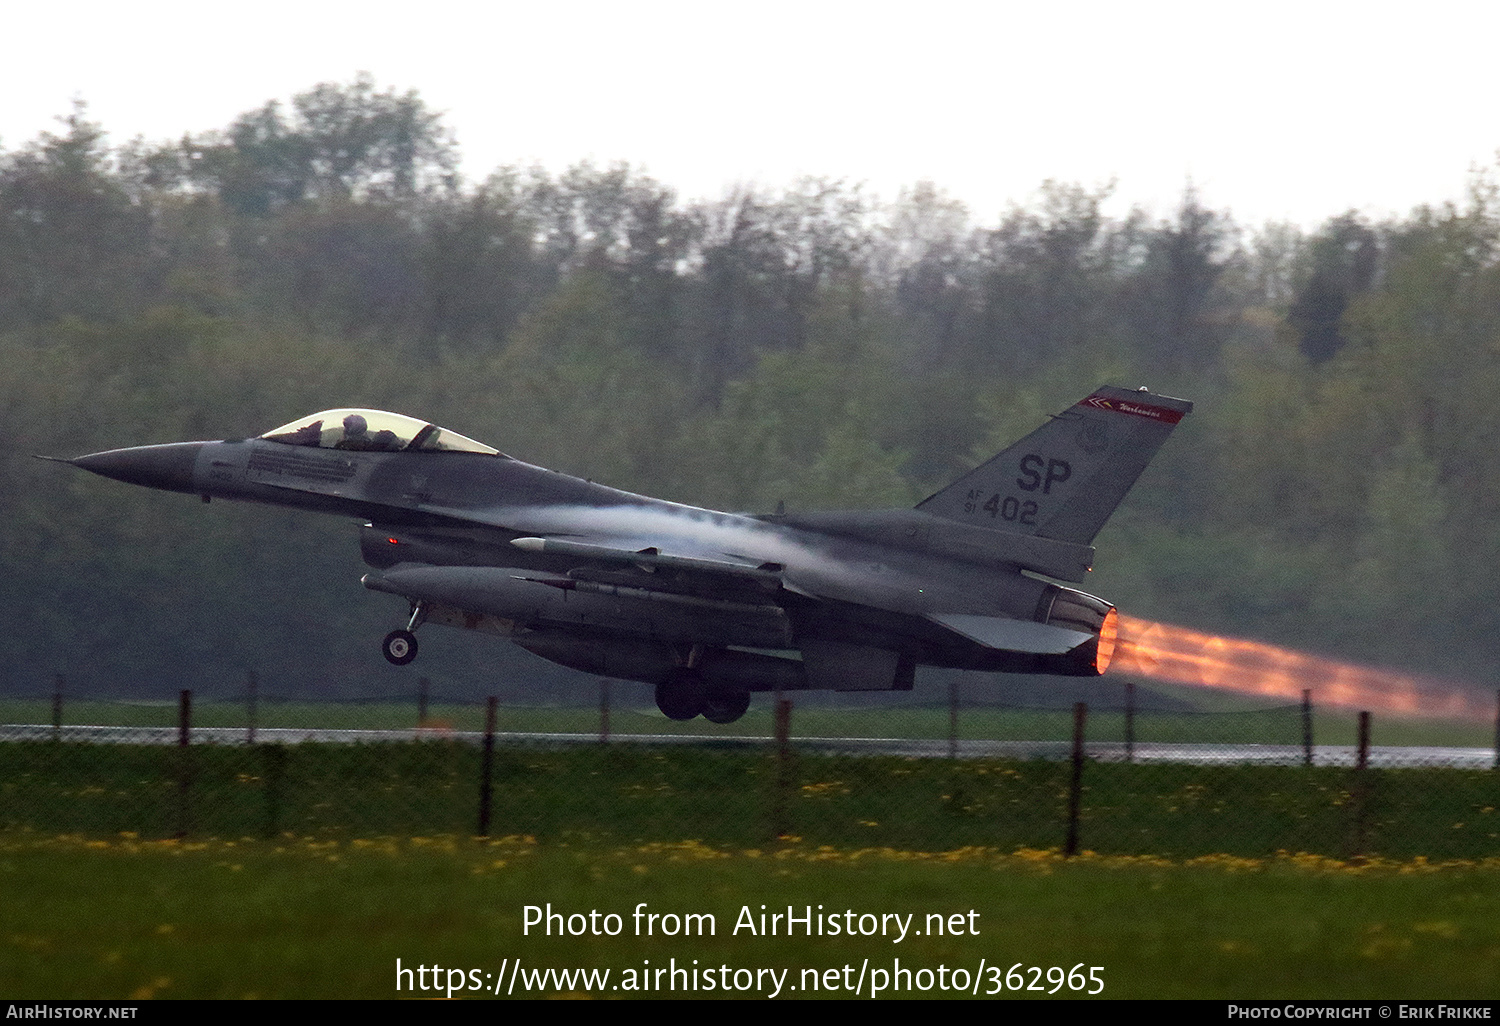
top-left (1114, 615), bottom-right (1490, 720)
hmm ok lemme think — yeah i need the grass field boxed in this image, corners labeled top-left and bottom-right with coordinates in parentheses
top-left (5, 697), bottom-right (1499, 1001)
top-left (4, 742), bottom-right (1499, 859)
top-left (4, 832), bottom-right (1499, 999)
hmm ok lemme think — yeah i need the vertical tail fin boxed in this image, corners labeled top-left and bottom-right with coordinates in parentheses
top-left (916, 385), bottom-right (1193, 545)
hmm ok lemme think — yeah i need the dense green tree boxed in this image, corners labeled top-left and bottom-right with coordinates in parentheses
top-left (413, 173), bottom-right (544, 350)
top-left (970, 181), bottom-right (1119, 374)
top-left (477, 272), bottom-right (688, 494)
top-left (1285, 212), bottom-right (1381, 363)
top-left (874, 181), bottom-right (973, 370)
top-left (176, 73), bottom-right (458, 215)
top-left (685, 179), bottom-right (873, 395)
top-left (0, 106), bottom-right (153, 325)
top-left (1120, 185), bottom-right (1244, 371)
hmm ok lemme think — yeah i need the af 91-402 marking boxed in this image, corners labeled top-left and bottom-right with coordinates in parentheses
top-left (960, 451), bottom-right (1072, 523)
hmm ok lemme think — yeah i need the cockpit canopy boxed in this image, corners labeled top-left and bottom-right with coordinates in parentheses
top-left (261, 409), bottom-right (504, 456)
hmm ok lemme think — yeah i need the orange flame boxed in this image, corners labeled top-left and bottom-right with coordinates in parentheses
top-left (1113, 614), bottom-right (1491, 720)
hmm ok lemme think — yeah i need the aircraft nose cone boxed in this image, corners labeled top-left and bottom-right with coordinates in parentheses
top-left (70, 442), bottom-right (206, 494)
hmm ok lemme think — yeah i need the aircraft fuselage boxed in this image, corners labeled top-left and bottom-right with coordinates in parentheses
top-left (58, 389), bottom-right (1191, 719)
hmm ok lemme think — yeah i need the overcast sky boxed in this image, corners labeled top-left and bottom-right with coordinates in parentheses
top-left (4, 0), bottom-right (1497, 229)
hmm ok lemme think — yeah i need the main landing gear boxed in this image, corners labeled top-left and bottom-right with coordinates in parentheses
top-left (654, 669), bottom-right (751, 724)
top-left (703, 690), bottom-right (752, 724)
top-left (381, 602), bottom-right (425, 665)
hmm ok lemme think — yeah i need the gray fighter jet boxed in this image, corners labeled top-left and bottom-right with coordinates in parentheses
top-left (53, 386), bottom-right (1190, 722)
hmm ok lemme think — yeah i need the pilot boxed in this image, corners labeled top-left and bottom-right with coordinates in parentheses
top-left (335, 413), bottom-right (379, 451)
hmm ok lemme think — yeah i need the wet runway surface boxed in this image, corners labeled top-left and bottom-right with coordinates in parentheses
top-left (4, 723), bottom-right (1494, 768)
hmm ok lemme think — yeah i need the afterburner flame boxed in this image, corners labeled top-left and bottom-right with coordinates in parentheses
top-left (1094, 607), bottom-right (1119, 674)
top-left (1114, 614), bottom-right (1490, 720)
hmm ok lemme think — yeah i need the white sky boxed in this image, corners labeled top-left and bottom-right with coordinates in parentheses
top-left (3, 0), bottom-right (1497, 230)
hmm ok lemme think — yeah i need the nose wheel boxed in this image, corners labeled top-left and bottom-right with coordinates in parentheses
top-left (382, 601), bottom-right (426, 665)
top-left (382, 629), bottom-right (418, 665)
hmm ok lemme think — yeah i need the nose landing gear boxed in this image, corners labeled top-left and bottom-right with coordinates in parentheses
top-left (382, 629), bottom-right (418, 665)
top-left (381, 601), bottom-right (426, 665)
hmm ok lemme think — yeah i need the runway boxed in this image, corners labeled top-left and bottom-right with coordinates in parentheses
top-left (3, 723), bottom-right (1494, 768)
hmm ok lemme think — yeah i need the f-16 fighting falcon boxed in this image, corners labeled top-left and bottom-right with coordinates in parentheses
top-left (48, 386), bottom-right (1191, 723)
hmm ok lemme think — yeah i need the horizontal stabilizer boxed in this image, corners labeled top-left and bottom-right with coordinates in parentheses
top-left (926, 612), bottom-right (1093, 655)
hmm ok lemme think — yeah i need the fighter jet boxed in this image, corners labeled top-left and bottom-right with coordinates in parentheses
top-left (51, 386), bottom-right (1190, 723)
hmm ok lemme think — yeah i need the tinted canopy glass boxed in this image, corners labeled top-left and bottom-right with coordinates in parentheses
top-left (261, 409), bottom-right (502, 455)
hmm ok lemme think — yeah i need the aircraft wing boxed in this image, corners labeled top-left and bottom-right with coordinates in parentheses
top-left (408, 499), bottom-right (823, 594)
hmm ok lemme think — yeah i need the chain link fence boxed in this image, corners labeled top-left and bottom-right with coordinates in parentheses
top-left (3, 676), bottom-right (1498, 860)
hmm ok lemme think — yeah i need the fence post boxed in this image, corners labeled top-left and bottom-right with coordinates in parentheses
top-left (1065, 702), bottom-right (1088, 857)
top-left (1493, 690), bottom-right (1499, 771)
top-left (1350, 710), bottom-right (1371, 861)
top-left (51, 674), bottom-right (63, 742)
top-left (599, 679), bottom-right (610, 744)
top-left (948, 679), bottom-right (958, 760)
top-left (1124, 678), bottom-right (1135, 764)
top-left (175, 689), bottom-right (192, 838)
top-left (246, 669), bottom-right (258, 746)
top-left (772, 693), bottom-right (793, 840)
top-left (478, 697), bottom-right (497, 837)
top-left (1302, 689), bottom-right (1314, 767)
top-left (178, 689), bottom-right (192, 748)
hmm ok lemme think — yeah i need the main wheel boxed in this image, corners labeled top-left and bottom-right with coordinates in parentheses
top-left (382, 629), bottom-right (418, 665)
top-left (702, 691), bottom-right (751, 724)
top-left (655, 672), bottom-right (705, 720)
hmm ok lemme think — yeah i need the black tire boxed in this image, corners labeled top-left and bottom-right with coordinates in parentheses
top-left (702, 691), bottom-right (751, 724)
top-left (382, 629), bottom-right (418, 666)
top-left (655, 673), bottom-right (705, 721)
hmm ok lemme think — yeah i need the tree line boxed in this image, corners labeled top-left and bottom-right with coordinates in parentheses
top-left (3, 75), bottom-right (1497, 697)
